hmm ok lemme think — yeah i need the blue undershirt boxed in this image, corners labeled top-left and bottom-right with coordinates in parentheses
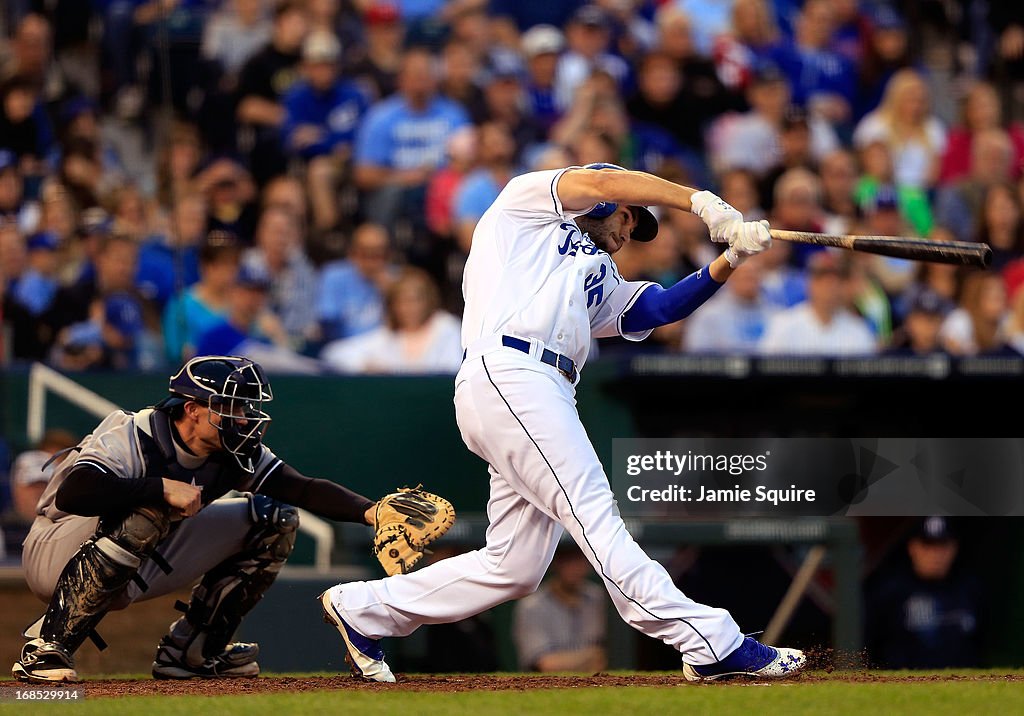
top-left (621, 264), bottom-right (724, 334)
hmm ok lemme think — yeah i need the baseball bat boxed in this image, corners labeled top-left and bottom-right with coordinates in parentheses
top-left (769, 229), bottom-right (992, 268)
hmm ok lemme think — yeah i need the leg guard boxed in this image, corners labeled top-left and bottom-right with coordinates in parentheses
top-left (39, 506), bottom-right (171, 655)
top-left (163, 495), bottom-right (298, 667)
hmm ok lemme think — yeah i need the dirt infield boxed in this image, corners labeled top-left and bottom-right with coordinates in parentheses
top-left (8, 672), bottom-right (1017, 698)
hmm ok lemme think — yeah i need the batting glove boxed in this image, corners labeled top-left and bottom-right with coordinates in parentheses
top-left (722, 220), bottom-right (772, 268)
top-left (690, 190), bottom-right (743, 243)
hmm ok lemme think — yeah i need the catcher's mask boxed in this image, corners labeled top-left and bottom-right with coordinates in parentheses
top-left (156, 356), bottom-right (273, 473)
top-left (580, 162), bottom-right (659, 242)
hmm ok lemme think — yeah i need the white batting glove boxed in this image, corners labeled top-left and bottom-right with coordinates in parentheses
top-left (690, 190), bottom-right (742, 243)
top-left (722, 220), bottom-right (772, 268)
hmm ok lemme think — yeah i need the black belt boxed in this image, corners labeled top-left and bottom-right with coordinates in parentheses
top-left (501, 335), bottom-right (578, 383)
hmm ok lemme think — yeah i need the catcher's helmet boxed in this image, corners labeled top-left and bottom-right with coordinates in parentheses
top-left (580, 162), bottom-right (659, 242)
top-left (156, 356), bottom-right (273, 473)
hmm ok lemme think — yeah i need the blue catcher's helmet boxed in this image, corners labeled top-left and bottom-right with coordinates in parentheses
top-left (581, 163), bottom-right (659, 242)
top-left (156, 355), bottom-right (273, 473)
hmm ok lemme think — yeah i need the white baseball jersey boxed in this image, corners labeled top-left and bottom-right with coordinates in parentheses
top-left (460, 168), bottom-right (655, 373)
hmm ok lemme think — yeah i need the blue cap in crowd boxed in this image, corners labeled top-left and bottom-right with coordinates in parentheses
top-left (872, 5), bottom-right (905, 31)
top-left (104, 293), bottom-right (144, 337)
top-left (0, 149), bottom-right (16, 173)
top-left (863, 185), bottom-right (900, 213)
top-left (909, 289), bottom-right (952, 317)
top-left (237, 263), bottom-right (272, 291)
top-left (27, 231), bottom-right (60, 252)
top-left (913, 516), bottom-right (956, 543)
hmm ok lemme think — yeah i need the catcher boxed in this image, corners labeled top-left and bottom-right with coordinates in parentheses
top-left (13, 355), bottom-right (454, 683)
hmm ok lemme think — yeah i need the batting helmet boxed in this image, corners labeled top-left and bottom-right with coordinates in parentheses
top-left (156, 356), bottom-right (273, 473)
top-left (581, 163), bottom-right (659, 242)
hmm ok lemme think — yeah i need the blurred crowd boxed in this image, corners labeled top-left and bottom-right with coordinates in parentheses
top-left (2, 0), bottom-right (1024, 374)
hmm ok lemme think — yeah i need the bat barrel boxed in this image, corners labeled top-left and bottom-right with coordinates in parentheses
top-left (769, 230), bottom-right (992, 268)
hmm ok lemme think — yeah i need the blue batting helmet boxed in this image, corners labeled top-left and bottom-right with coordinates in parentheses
top-left (581, 163), bottom-right (659, 242)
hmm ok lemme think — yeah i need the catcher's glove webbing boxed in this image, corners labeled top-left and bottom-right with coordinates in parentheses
top-left (373, 485), bottom-right (456, 576)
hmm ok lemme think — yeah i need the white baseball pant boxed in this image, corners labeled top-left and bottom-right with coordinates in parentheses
top-left (330, 348), bottom-right (744, 664)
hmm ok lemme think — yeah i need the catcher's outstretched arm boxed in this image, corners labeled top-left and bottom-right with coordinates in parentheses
top-left (258, 464), bottom-right (375, 525)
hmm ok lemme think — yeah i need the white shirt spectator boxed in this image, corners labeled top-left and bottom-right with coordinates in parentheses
top-left (760, 303), bottom-right (877, 355)
top-left (853, 113), bottom-right (947, 189)
top-left (321, 312), bottom-right (464, 374)
top-left (684, 291), bottom-right (779, 353)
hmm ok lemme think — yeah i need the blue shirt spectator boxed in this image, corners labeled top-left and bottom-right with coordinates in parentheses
top-left (282, 31), bottom-right (370, 161)
top-left (317, 223), bottom-right (395, 342)
top-left (355, 93), bottom-right (470, 172)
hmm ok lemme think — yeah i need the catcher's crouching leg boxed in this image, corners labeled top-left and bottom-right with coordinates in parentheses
top-left (152, 495), bottom-right (298, 679)
top-left (13, 506), bottom-right (172, 683)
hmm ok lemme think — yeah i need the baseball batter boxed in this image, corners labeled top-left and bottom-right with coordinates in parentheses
top-left (12, 356), bottom-right (427, 683)
top-left (321, 164), bottom-right (807, 682)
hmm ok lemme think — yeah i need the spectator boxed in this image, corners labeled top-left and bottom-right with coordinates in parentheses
top-left (50, 234), bottom-right (157, 371)
top-left (477, 54), bottom-right (543, 160)
top-left (858, 186), bottom-right (916, 296)
top-left (0, 222), bottom-right (57, 360)
top-left (853, 139), bottom-right (933, 237)
top-left (712, 0), bottom-right (782, 93)
top-left (846, 253), bottom-right (892, 343)
top-left (853, 69), bottom-right (947, 190)
top-left (162, 231), bottom-right (241, 362)
top-left (883, 289), bottom-right (952, 357)
top-left (553, 5), bottom-right (629, 113)
top-left (353, 47), bottom-right (470, 232)
top-left (520, 24), bottom-right (565, 134)
top-left (453, 122), bottom-right (516, 253)
top-left (201, 0), bottom-right (272, 80)
top-left (940, 81), bottom-right (1024, 185)
top-left (195, 155), bottom-right (259, 242)
top-left (241, 206), bottom-right (319, 348)
top-left (819, 149), bottom-right (859, 235)
top-left (683, 256), bottom-right (778, 353)
top-left (321, 267), bottom-right (461, 374)
top-left (344, 2), bottom-right (404, 102)
top-left (894, 243), bottom-right (962, 322)
top-left (235, 0), bottom-right (309, 182)
top-left (974, 183), bottom-right (1024, 271)
top-left (719, 168), bottom-right (765, 220)
top-left (9, 231), bottom-right (60, 320)
top-left (934, 129), bottom-right (1014, 244)
top-left (940, 272), bottom-right (1010, 356)
top-left (866, 518), bottom-right (983, 669)
top-left (136, 192), bottom-right (207, 308)
top-left (760, 250), bottom-right (877, 355)
top-left (439, 39), bottom-right (485, 119)
top-left (155, 122), bottom-right (203, 212)
top-left (758, 106), bottom-right (819, 212)
top-left (283, 30), bottom-right (370, 232)
top-left (0, 74), bottom-right (53, 172)
top-left (855, 4), bottom-right (912, 121)
top-left (317, 222), bottom-right (395, 342)
top-left (766, 0), bottom-right (856, 126)
top-left (0, 149), bottom-right (29, 226)
top-left (424, 125), bottom-right (478, 240)
top-left (10, 429), bottom-right (78, 524)
top-left (193, 261), bottom-right (318, 373)
top-left (707, 62), bottom-right (837, 178)
top-left (513, 544), bottom-right (607, 673)
top-left (768, 168), bottom-right (825, 271)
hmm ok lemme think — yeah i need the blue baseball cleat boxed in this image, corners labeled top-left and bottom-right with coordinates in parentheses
top-left (318, 589), bottom-right (396, 683)
top-left (682, 636), bottom-right (806, 682)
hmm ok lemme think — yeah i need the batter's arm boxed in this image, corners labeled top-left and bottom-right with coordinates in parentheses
top-left (620, 258), bottom-right (734, 334)
top-left (555, 168), bottom-right (702, 213)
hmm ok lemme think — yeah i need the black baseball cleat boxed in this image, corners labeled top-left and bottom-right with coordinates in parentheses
top-left (151, 636), bottom-right (261, 679)
top-left (682, 637), bottom-right (806, 682)
top-left (318, 588), bottom-right (396, 683)
top-left (12, 639), bottom-right (79, 683)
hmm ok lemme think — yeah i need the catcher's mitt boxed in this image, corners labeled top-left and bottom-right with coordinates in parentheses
top-left (373, 485), bottom-right (456, 576)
